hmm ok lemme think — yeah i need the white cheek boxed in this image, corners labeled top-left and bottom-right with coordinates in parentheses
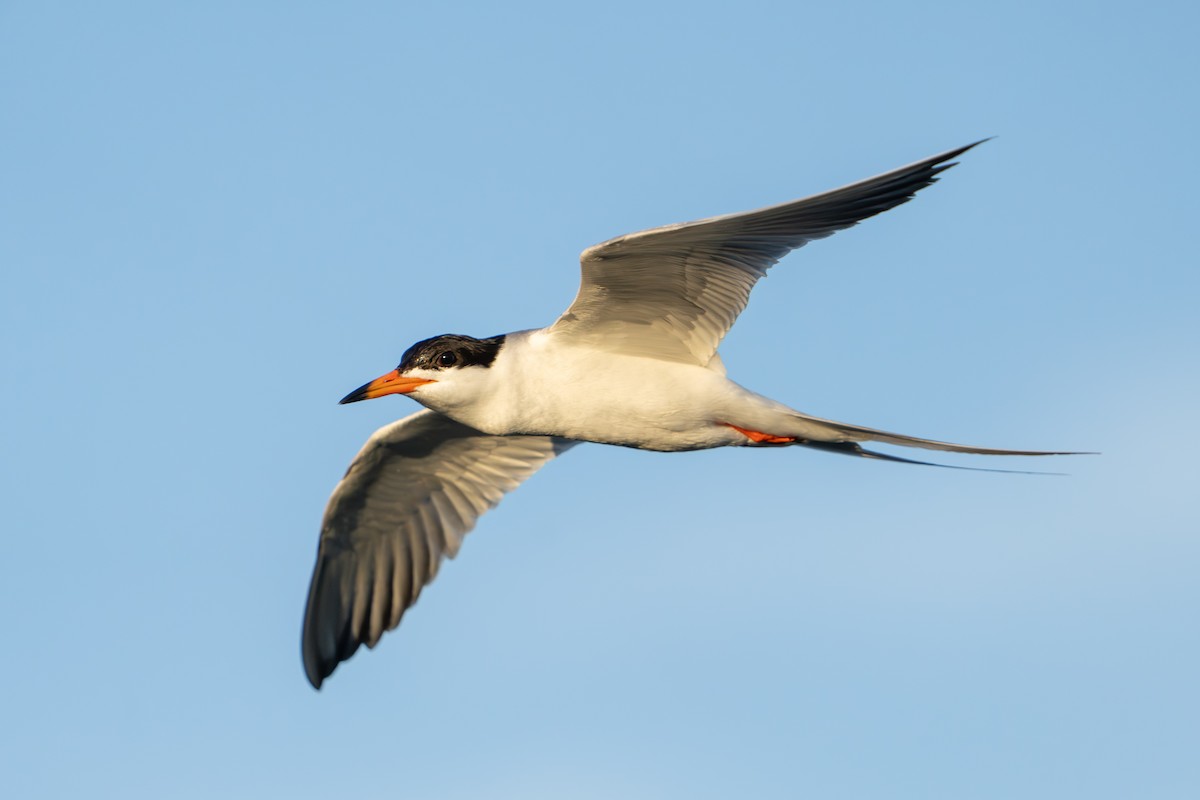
top-left (404, 367), bottom-right (442, 382)
top-left (407, 367), bottom-right (494, 420)
top-left (405, 369), bottom-right (457, 409)
top-left (407, 371), bottom-right (446, 404)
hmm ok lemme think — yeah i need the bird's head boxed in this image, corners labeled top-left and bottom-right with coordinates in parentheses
top-left (339, 333), bottom-right (507, 412)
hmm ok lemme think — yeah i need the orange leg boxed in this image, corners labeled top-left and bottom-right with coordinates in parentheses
top-left (722, 422), bottom-right (797, 444)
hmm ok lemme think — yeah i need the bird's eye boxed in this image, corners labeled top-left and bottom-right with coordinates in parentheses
top-left (437, 351), bottom-right (457, 367)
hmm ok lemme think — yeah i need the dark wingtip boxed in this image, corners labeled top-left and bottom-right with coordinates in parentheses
top-left (302, 633), bottom-right (339, 690)
top-left (302, 628), bottom-right (328, 689)
top-left (925, 138), bottom-right (993, 178)
top-left (950, 137), bottom-right (994, 158)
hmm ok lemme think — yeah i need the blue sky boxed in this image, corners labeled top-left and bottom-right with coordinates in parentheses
top-left (2, 1), bottom-right (1197, 797)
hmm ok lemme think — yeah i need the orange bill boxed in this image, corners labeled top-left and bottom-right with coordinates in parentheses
top-left (339, 370), bottom-right (435, 404)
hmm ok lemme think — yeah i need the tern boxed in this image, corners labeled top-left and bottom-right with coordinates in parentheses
top-left (302, 141), bottom-right (1077, 688)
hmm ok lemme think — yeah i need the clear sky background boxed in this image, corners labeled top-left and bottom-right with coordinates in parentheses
top-left (2, 2), bottom-right (1197, 798)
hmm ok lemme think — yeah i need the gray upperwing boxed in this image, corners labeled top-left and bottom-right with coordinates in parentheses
top-left (549, 141), bottom-right (986, 365)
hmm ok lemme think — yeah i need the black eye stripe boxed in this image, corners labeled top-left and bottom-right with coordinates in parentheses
top-left (396, 334), bottom-right (507, 372)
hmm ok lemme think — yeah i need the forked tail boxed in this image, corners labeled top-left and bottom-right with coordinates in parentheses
top-left (733, 409), bottom-right (1092, 474)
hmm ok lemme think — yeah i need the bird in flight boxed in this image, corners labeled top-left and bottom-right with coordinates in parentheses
top-left (301, 141), bottom-right (1076, 688)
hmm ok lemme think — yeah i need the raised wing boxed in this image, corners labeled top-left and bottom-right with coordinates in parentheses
top-left (302, 409), bottom-right (576, 688)
top-left (549, 141), bottom-right (984, 365)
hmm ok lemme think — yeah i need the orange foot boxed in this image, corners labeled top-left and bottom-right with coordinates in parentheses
top-left (722, 422), bottom-right (796, 444)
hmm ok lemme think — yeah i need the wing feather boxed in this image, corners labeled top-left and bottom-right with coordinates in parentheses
top-left (550, 141), bottom-right (985, 364)
top-left (301, 409), bottom-right (576, 688)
